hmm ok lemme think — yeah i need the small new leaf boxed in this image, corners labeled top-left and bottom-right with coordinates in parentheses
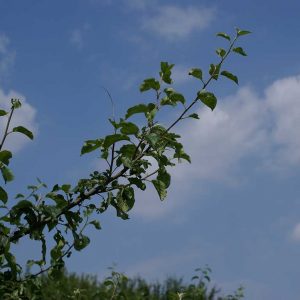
top-left (221, 70), bottom-right (239, 84)
top-left (188, 113), bottom-right (200, 119)
top-left (12, 126), bottom-right (34, 140)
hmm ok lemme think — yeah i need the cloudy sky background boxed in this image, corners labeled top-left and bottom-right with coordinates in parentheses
top-left (1, 0), bottom-right (300, 299)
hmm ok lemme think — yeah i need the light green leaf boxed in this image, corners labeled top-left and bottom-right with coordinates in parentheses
top-left (221, 70), bottom-right (239, 84)
top-left (12, 126), bottom-right (34, 140)
top-left (216, 32), bottom-right (231, 41)
top-left (209, 64), bottom-right (221, 80)
top-left (188, 68), bottom-right (203, 80)
top-left (233, 47), bottom-right (247, 56)
top-left (197, 90), bottom-right (217, 111)
top-left (237, 29), bottom-right (251, 36)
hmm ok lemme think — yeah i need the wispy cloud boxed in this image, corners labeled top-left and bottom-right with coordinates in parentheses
top-left (0, 89), bottom-right (37, 152)
top-left (142, 5), bottom-right (215, 40)
top-left (70, 24), bottom-right (90, 50)
top-left (0, 34), bottom-right (15, 81)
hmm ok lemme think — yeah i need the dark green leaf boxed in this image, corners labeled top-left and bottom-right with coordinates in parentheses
top-left (0, 109), bottom-right (8, 116)
top-left (0, 150), bottom-right (12, 165)
top-left (103, 134), bottom-right (130, 148)
top-left (216, 32), bottom-right (231, 41)
top-left (233, 47), bottom-right (247, 56)
top-left (74, 234), bottom-right (90, 251)
top-left (164, 88), bottom-right (185, 104)
top-left (221, 70), bottom-right (239, 84)
top-left (120, 122), bottom-right (139, 135)
top-left (90, 220), bottom-right (101, 230)
top-left (0, 186), bottom-right (8, 204)
top-left (140, 78), bottom-right (160, 92)
top-left (12, 126), bottom-right (34, 140)
top-left (128, 178), bottom-right (146, 190)
top-left (188, 113), bottom-right (200, 119)
top-left (81, 139), bottom-right (103, 155)
top-left (188, 68), bottom-right (203, 80)
top-left (1, 166), bottom-right (14, 183)
top-left (197, 90), bottom-right (217, 111)
top-left (125, 104), bottom-right (149, 119)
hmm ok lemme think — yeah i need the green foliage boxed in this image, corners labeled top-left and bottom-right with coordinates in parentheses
top-left (7, 267), bottom-right (243, 300)
top-left (0, 28), bottom-right (250, 296)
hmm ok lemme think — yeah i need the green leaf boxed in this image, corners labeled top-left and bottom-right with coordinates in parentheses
top-left (216, 48), bottom-right (226, 58)
top-left (188, 68), bottom-right (203, 80)
top-left (152, 179), bottom-right (167, 200)
top-left (0, 109), bottom-right (8, 116)
top-left (12, 126), bottom-right (34, 140)
top-left (120, 122), bottom-right (139, 135)
top-left (216, 32), bottom-right (231, 41)
top-left (233, 47), bottom-right (247, 56)
top-left (90, 220), bottom-right (101, 230)
top-left (103, 134), bottom-right (130, 148)
top-left (74, 234), bottom-right (90, 251)
top-left (0, 150), bottom-right (12, 165)
top-left (125, 104), bottom-right (149, 119)
top-left (160, 61), bottom-right (174, 84)
top-left (140, 78), bottom-right (160, 92)
top-left (164, 88), bottom-right (185, 104)
top-left (145, 133), bottom-right (160, 147)
top-left (81, 139), bottom-right (103, 155)
top-left (11, 99), bottom-right (21, 109)
top-left (1, 166), bottom-right (14, 183)
top-left (128, 178), bottom-right (146, 190)
top-left (0, 186), bottom-right (8, 204)
top-left (221, 70), bottom-right (239, 84)
top-left (188, 113), bottom-right (200, 119)
top-left (236, 29), bottom-right (251, 36)
top-left (209, 64), bottom-right (221, 80)
top-left (197, 90), bottom-right (217, 111)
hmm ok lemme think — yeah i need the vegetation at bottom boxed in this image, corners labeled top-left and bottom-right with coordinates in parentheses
top-left (3, 267), bottom-right (244, 300)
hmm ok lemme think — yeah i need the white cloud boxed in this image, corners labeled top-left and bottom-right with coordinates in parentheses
top-left (132, 74), bottom-right (300, 219)
top-left (265, 76), bottom-right (300, 168)
top-left (142, 5), bottom-right (215, 40)
top-left (291, 223), bottom-right (300, 241)
top-left (0, 34), bottom-right (15, 81)
top-left (0, 89), bottom-right (37, 152)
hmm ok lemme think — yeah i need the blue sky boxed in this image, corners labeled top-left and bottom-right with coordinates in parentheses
top-left (1, 0), bottom-right (300, 299)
